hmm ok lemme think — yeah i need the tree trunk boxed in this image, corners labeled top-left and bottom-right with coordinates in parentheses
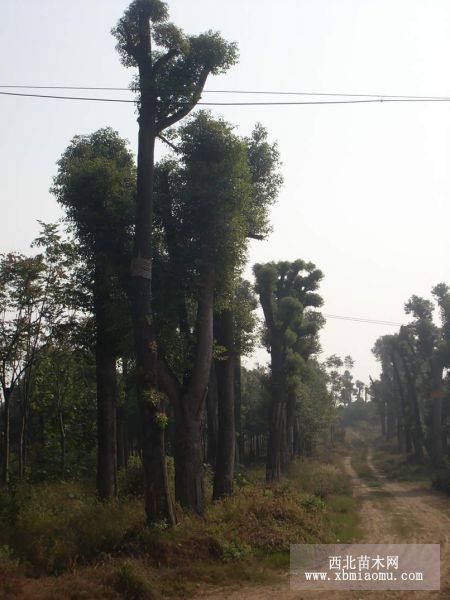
top-left (206, 363), bottom-right (218, 468)
top-left (392, 351), bottom-right (411, 457)
top-left (0, 387), bottom-right (11, 487)
top-left (58, 408), bottom-right (66, 480)
top-left (174, 399), bottom-right (204, 513)
top-left (96, 343), bottom-right (118, 499)
top-left (117, 405), bottom-right (126, 471)
top-left (130, 98), bottom-right (175, 525)
top-left (213, 309), bottom-right (235, 500)
top-left (94, 256), bottom-right (118, 500)
top-left (293, 416), bottom-right (300, 455)
top-left (234, 355), bottom-right (243, 464)
top-left (401, 355), bottom-right (424, 462)
top-left (266, 335), bottom-right (285, 482)
top-left (18, 406), bottom-right (27, 480)
top-left (285, 393), bottom-right (296, 465)
top-left (430, 358), bottom-right (444, 466)
top-left (172, 263), bottom-right (215, 513)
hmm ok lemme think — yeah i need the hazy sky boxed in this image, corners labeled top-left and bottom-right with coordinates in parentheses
top-left (1, 0), bottom-right (449, 383)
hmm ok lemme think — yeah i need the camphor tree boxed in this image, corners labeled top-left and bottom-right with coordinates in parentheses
top-left (152, 111), bottom-right (252, 513)
top-left (112, 0), bottom-right (238, 525)
top-left (254, 260), bottom-right (324, 481)
top-left (372, 283), bottom-right (450, 466)
top-left (52, 128), bottom-right (135, 499)
top-left (211, 124), bottom-right (282, 499)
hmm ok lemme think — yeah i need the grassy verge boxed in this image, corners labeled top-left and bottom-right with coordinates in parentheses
top-left (0, 452), bottom-right (360, 598)
top-left (372, 442), bottom-right (431, 485)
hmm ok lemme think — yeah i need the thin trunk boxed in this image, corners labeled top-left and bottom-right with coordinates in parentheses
top-left (94, 257), bottom-right (118, 500)
top-left (206, 362), bottom-right (218, 468)
top-left (213, 309), bottom-right (235, 500)
top-left (96, 334), bottom-right (118, 499)
top-left (58, 408), bottom-right (66, 480)
top-left (285, 393), bottom-right (296, 465)
top-left (430, 358), bottom-right (444, 466)
top-left (392, 351), bottom-right (412, 456)
top-left (266, 335), bottom-right (285, 482)
top-left (234, 355), bottom-right (243, 464)
top-left (401, 355), bottom-right (424, 462)
top-left (0, 387), bottom-right (11, 487)
top-left (18, 407), bottom-right (26, 480)
top-left (117, 405), bottom-right (126, 471)
top-left (293, 416), bottom-right (300, 455)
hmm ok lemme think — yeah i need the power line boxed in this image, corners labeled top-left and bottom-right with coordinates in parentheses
top-left (324, 314), bottom-right (402, 326)
top-left (1, 85), bottom-right (449, 100)
top-left (2, 90), bottom-right (450, 106)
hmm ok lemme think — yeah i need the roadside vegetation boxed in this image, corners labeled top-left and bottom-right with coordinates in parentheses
top-left (0, 450), bottom-right (359, 598)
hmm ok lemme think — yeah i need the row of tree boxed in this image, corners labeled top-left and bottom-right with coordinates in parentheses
top-left (371, 287), bottom-right (450, 466)
top-left (0, 0), bottom-right (347, 527)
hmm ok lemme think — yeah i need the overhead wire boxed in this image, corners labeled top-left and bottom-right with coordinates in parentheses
top-left (2, 90), bottom-right (450, 106)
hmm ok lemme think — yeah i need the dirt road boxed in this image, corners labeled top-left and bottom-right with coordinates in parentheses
top-left (198, 448), bottom-right (450, 599)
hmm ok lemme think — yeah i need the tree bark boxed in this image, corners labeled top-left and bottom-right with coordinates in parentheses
top-left (285, 393), bottom-right (296, 465)
top-left (392, 351), bottom-right (412, 456)
top-left (213, 309), bottom-right (235, 500)
top-left (130, 89), bottom-right (175, 525)
top-left (430, 358), bottom-right (444, 466)
top-left (266, 335), bottom-right (285, 482)
top-left (206, 363), bottom-right (218, 468)
top-left (96, 340), bottom-right (118, 499)
top-left (400, 353), bottom-right (425, 462)
top-left (0, 387), bottom-right (11, 487)
top-left (168, 262), bottom-right (215, 513)
top-left (18, 406), bottom-right (27, 481)
top-left (234, 355), bottom-right (243, 464)
top-left (94, 256), bottom-right (118, 500)
top-left (174, 399), bottom-right (204, 513)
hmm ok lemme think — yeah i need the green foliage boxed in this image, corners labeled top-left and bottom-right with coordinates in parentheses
top-left (112, 1), bottom-right (237, 132)
top-left (114, 559), bottom-right (159, 600)
top-left (51, 128), bottom-right (135, 279)
top-left (113, 0), bottom-right (170, 68)
top-left (118, 456), bottom-right (145, 498)
top-left (0, 545), bottom-right (23, 598)
top-left (432, 460), bottom-right (450, 494)
top-left (0, 482), bottom-right (143, 574)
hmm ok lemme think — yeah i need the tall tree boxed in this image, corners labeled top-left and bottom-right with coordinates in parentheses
top-left (52, 128), bottom-right (135, 499)
top-left (254, 260), bottom-right (323, 481)
top-left (153, 112), bottom-right (252, 512)
top-left (112, 0), bottom-right (237, 524)
top-left (212, 125), bottom-right (282, 499)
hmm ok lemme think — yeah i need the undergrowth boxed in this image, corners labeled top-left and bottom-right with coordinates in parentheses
top-left (0, 452), bottom-right (360, 598)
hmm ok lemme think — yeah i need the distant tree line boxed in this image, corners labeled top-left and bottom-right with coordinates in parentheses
top-left (371, 287), bottom-right (450, 480)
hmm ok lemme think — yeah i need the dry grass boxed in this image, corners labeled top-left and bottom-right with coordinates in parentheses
top-left (0, 454), bottom-right (360, 599)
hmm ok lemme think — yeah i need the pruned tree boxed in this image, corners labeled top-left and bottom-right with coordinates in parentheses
top-left (52, 128), bottom-right (135, 499)
top-left (112, 0), bottom-right (238, 525)
top-left (254, 260), bottom-right (323, 481)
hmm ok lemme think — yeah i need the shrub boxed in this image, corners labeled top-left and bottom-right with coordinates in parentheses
top-left (7, 482), bottom-right (143, 573)
top-left (118, 457), bottom-right (144, 498)
top-left (432, 463), bottom-right (450, 494)
top-left (118, 456), bottom-right (175, 499)
top-left (0, 545), bottom-right (23, 597)
top-left (114, 560), bottom-right (159, 600)
top-left (288, 461), bottom-right (351, 498)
